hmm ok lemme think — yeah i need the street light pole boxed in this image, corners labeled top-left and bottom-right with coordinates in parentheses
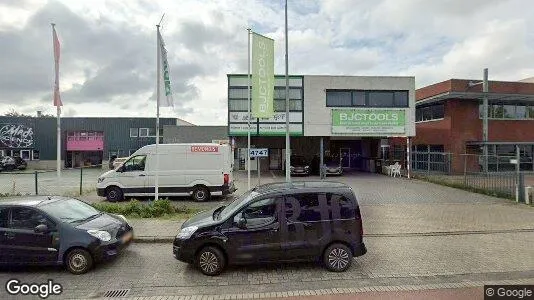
top-left (482, 68), bottom-right (489, 173)
top-left (284, 0), bottom-right (291, 183)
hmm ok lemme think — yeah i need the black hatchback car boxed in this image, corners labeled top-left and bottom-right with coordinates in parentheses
top-left (173, 181), bottom-right (366, 275)
top-left (0, 196), bottom-right (133, 274)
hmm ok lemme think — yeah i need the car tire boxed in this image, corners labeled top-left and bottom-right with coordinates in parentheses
top-left (323, 243), bottom-right (352, 272)
top-left (192, 186), bottom-right (210, 202)
top-left (106, 186), bottom-right (123, 202)
top-left (196, 246), bottom-right (226, 276)
top-left (65, 248), bottom-right (93, 275)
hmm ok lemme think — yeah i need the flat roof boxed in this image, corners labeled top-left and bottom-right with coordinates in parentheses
top-left (416, 91), bottom-right (534, 106)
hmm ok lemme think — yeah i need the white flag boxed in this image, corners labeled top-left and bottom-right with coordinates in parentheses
top-left (158, 30), bottom-right (173, 107)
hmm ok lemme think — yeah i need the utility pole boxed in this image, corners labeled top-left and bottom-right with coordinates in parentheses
top-left (284, 0), bottom-right (291, 182)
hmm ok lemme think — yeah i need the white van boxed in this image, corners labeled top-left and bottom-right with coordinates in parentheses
top-left (97, 143), bottom-right (236, 202)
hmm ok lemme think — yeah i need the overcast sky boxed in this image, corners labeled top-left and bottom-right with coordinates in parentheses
top-left (1, 0), bottom-right (532, 124)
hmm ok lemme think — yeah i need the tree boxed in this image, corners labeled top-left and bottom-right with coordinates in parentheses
top-left (3, 108), bottom-right (54, 118)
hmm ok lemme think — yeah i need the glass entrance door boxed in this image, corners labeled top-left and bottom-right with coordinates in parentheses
top-left (340, 148), bottom-right (351, 168)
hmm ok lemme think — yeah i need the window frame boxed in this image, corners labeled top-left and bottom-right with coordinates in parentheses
top-left (130, 128), bottom-right (138, 138)
top-left (326, 89), bottom-right (410, 108)
top-left (139, 128), bottom-right (149, 137)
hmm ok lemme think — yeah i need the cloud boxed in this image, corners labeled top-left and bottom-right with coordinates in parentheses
top-left (0, 0), bottom-right (532, 124)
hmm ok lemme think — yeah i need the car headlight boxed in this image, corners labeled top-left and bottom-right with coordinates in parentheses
top-left (304, 166), bottom-right (310, 169)
top-left (115, 214), bottom-right (128, 223)
top-left (176, 226), bottom-right (198, 239)
top-left (87, 230), bottom-right (112, 242)
top-left (97, 177), bottom-right (104, 183)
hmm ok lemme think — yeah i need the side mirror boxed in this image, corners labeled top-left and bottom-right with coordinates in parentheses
top-left (34, 224), bottom-right (49, 234)
top-left (117, 166), bottom-right (124, 172)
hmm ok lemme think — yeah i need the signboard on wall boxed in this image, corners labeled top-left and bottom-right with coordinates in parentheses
top-left (0, 124), bottom-right (34, 148)
top-left (331, 109), bottom-right (405, 134)
top-left (229, 112), bottom-right (302, 123)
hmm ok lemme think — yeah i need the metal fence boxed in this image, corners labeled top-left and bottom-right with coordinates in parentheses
top-left (0, 166), bottom-right (104, 197)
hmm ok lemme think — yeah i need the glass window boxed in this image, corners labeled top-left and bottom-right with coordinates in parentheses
top-left (289, 99), bottom-right (302, 110)
top-left (10, 207), bottom-right (53, 230)
top-left (353, 91), bottom-right (365, 106)
top-left (229, 99), bottom-right (248, 111)
top-left (20, 150), bottom-right (30, 160)
top-left (432, 104), bottom-right (445, 119)
top-left (274, 88), bottom-right (302, 100)
top-left (274, 99), bottom-right (285, 112)
top-left (39, 199), bottom-right (100, 223)
top-left (0, 207), bottom-right (8, 228)
top-left (130, 128), bottom-right (138, 137)
top-left (393, 145), bottom-right (404, 160)
top-left (148, 127), bottom-right (156, 136)
top-left (326, 91), bottom-right (352, 106)
top-left (123, 155), bottom-right (146, 172)
top-left (492, 104), bottom-right (504, 118)
top-left (228, 88), bottom-right (249, 98)
top-left (239, 198), bottom-right (277, 228)
top-left (422, 106), bottom-right (432, 121)
top-left (274, 77), bottom-right (303, 87)
top-left (327, 193), bottom-right (355, 219)
top-left (394, 91), bottom-right (409, 107)
top-left (503, 105), bottom-right (515, 118)
top-left (368, 91), bottom-right (394, 107)
top-left (416, 108), bottom-right (423, 122)
top-left (285, 193), bottom-right (322, 222)
top-left (416, 144), bottom-right (428, 152)
top-left (528, 106), bottom-right (534, 119)
top-left (139, 128), bottom-right (149, 137)
top-left (515, 105), bottom-right (527, 118)
top-left (496, 144), bottom-right (515, 156)
top-left (228, 76), bottom-right (248, 86)
top-left (32, 150), bottom-right (40, 160)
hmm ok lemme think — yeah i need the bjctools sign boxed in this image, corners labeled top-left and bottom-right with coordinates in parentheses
top-left (190, 145), bottom-right (219, 153)
top-left (331, 109), bottom-right (405, 134)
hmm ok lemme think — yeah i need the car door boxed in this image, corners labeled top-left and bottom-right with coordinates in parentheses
top-left (0, 206), bottom-right (11, 263)
top-left (280, 192), bottom-right (331, 260)
top-left (222, 197), bottom-right (282, 264)
top-left (118, 155), bottom-right (148, 194)
top-left (8, 207), bottom-right (59, 264)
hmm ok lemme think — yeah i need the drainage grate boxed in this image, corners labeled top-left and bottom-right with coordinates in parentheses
top-left (103, 289), bottom-right (130, 298)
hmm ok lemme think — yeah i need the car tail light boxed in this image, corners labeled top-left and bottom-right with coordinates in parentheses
top-left (223, 173), bottom-right (229, 185)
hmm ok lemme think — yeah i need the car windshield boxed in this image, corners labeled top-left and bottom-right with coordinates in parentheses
top-left (39, 198), bottom-right (101, 223)
top-left (219, 190), bottom-right (260, 220)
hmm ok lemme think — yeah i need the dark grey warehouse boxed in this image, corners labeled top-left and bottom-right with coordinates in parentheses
top-left (0, 117), bottom-right (177, 169)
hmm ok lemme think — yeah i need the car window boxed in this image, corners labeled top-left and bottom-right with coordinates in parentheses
top-left (123, 155), bottom-right (146, 172)
top-left (326, 193), bottom-right (355, 219)
top-left (237, 198), bottom-right (277, 229)
top-left (0, 207), bottom-right (8, 228)
top-left (285, 193), bottom-right (323, 222)
top-left (10, 207), bottom-right (53, 230)
top-left (39, 198), bottom-right (100, 223)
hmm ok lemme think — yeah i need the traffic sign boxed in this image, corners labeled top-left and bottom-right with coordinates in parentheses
top-left (250, 148), bottom-right (268, 157)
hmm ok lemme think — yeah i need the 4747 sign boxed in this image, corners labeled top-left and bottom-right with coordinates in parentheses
top-left (249, 148), bottom-right (268, 157)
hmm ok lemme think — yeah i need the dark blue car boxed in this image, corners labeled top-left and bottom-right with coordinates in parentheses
top-left (0, 196), bottom-right (133, 274)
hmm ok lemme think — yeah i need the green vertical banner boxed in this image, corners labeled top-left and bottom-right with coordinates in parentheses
top-left (251, 32), bottom-right (274, 118)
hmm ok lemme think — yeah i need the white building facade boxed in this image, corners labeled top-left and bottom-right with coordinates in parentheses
top-left (228, 74), bottom-right (415, 172)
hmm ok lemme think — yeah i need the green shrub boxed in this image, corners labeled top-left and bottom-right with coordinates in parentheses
top-left (91, 199), bottom-right (199, 218)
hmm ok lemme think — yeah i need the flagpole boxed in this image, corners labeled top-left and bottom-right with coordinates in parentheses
top-left (155, 24), bottom-right (161, 201)
top-left (284, 0), bottom-right (291, 183)
top-left (52, 23), bottom-right (61, 180)
top-left (247, 28), bottom-right (251, 191)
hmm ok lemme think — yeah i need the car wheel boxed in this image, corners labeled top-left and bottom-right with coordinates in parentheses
top-left (323, 243), bottom-right (352, 272)
top-left (192, 186), bottom-right (210, 202)
top-left (197, 246), bottom-right (225, 276)
top-left (106, 186), bottom-right (123, 202)
top-left (65, 248), bottom-right (93, 275)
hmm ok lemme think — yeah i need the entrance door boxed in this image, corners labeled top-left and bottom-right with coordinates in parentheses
top-left (340, 148), bottom-right (351, 168)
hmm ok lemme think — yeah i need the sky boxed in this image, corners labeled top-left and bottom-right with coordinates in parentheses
top-left (0, 0), bottom-right (533, 125)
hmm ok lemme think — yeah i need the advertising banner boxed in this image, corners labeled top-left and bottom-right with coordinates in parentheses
top-left (332, 109), bottom-right (405, 134)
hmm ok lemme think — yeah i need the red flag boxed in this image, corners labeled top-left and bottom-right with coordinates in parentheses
top-left (53, 25), bottom-right (62, 107)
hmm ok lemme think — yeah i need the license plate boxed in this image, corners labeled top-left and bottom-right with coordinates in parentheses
top-left (121, 232), bottom-right (133, 243)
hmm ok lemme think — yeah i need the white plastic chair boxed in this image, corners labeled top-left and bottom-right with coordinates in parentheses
top-left (392, 163), bottom-right (402, 178)
top-left (385, 165), bottom-right (393, 176)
